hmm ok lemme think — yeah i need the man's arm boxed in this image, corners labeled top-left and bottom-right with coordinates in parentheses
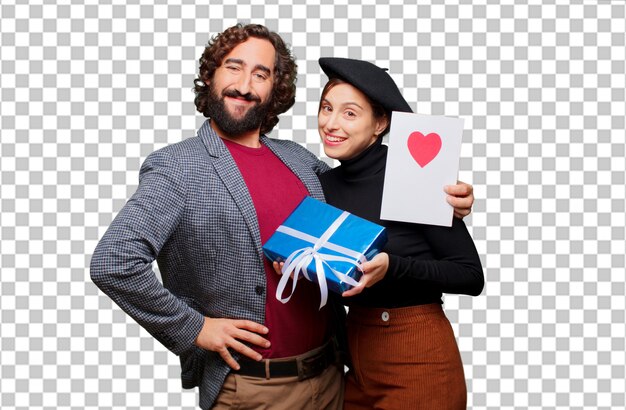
top-left (90, 149), bottom-right (205, 355)
top-left (445, 180), bottom-right (474, 219)
top-left (91, 149), bottom-right (270, 365)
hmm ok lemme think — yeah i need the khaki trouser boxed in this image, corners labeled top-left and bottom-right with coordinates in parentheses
top-left (212, 363), bottom-right (344, 410)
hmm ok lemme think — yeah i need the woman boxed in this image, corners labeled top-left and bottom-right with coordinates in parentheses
top-left (317, 58), bottom-right (484, 409)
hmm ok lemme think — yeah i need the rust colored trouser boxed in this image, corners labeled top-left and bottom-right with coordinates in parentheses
top-left (344, 304), bottom-right (467, 410)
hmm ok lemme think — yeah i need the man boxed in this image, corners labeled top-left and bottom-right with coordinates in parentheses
top-left (90, 24), bottom-right (474, 410)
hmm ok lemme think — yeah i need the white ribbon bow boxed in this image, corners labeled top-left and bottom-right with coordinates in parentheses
top-left (274, 211), bottom-right (365, 309)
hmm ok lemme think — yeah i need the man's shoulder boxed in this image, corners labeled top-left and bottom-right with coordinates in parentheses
top-left (156, 135), bottom-right (204, 157)
top-left (264, 136), bottom-right (331, 174)
top-left (265, 136), bottom-right (308, 152)
top-left (264, 137), bottom-right (318, 161)
top-left (145, 135), bottom-right (209, 165)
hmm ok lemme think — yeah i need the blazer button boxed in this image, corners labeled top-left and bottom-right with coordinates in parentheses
top-left (255, 285), bottom-right (264, 295)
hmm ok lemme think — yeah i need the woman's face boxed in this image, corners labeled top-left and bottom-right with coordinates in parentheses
top-left (318, 83), bottom-right (388, 161)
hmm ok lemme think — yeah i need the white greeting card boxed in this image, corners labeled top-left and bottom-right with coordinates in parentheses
top-left (380, 111), bottom-right (465, 227)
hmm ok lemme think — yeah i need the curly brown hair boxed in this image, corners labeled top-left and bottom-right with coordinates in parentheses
top-left (193, 24), bottom-right (297, 135)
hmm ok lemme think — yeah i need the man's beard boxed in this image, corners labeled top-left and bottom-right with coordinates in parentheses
top-left (205, 83), bottom-right (271, 137)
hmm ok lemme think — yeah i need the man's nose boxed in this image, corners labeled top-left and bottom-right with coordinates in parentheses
top-left (234, 71), bottom-right (252, 95)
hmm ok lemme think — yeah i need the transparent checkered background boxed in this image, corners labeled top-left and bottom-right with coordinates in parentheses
top-left (1, 1), bottom-right (625, 409)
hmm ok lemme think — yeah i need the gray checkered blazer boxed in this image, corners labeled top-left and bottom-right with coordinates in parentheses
top-left (90, 120), bottom-right (330, 409)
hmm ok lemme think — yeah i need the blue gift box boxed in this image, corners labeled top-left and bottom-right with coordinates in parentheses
top-left (263, 196), bottom-right (387, 308)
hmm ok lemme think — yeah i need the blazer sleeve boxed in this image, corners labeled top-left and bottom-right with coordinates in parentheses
top-left (90, 148), bottom-right (205, 356)
top-left (386, 218), bottom-right (485, 296)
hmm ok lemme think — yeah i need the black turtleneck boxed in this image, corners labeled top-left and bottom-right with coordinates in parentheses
top-left (319, 138), bottom-right (484, 308)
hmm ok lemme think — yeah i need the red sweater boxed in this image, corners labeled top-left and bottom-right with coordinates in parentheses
top-left (223, 139), bottom-right (330, 358)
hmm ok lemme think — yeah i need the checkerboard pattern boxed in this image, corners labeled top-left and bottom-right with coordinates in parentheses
top-left (2, 1), bottom-right (625, 409)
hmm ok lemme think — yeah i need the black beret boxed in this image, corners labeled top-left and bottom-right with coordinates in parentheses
top-left (319, 57), bottom-right (413, 114)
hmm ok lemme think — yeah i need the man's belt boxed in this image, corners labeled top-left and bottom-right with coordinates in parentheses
top-left (234, 340), bottom-right (336, 381)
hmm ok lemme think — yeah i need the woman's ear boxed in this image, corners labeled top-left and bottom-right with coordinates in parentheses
top-left (374, 115), bottom-right (389, 137)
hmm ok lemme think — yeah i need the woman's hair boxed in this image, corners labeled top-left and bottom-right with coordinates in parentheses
top-left (318, 78), bottom-right (390, 136)
top-left (193, 24), bottom-right (297, 135)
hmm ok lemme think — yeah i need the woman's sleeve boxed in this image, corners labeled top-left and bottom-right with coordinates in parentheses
top-left (385, 218), bottom-right (484, 296)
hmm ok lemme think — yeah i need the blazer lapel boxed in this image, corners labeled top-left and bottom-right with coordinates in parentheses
top-left (198, 121), bottom-right (263, 257)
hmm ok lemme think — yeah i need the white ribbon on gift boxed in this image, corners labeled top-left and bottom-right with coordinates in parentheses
top-left (274, 211), bottom-right (366, 309)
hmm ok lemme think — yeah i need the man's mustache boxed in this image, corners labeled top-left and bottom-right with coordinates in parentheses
top-left (222, 89), bottom-right (261, 103)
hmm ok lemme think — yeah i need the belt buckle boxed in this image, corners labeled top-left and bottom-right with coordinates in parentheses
top-left (297, 353), bottom-right (326, 381)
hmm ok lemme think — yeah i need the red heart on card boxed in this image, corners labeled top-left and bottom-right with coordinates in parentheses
top-left (407, 131), bottom-right (442, 168)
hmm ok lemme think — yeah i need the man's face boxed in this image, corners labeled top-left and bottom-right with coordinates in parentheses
top-left (206, 37), bottom-right (276, 137)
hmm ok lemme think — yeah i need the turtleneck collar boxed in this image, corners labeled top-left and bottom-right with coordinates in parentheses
top-left (337, 137), bottom-right (387, 181)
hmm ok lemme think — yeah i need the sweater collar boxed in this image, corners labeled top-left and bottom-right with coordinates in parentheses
top-left (337, 137), bottom-right (387, 180)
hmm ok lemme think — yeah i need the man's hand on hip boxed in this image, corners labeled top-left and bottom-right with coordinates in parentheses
top-left (194, 317), bottom-right (271, 370)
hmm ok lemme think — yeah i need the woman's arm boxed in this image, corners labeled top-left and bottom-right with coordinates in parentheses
top-left (386, 218), bottom-right (484, 296)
